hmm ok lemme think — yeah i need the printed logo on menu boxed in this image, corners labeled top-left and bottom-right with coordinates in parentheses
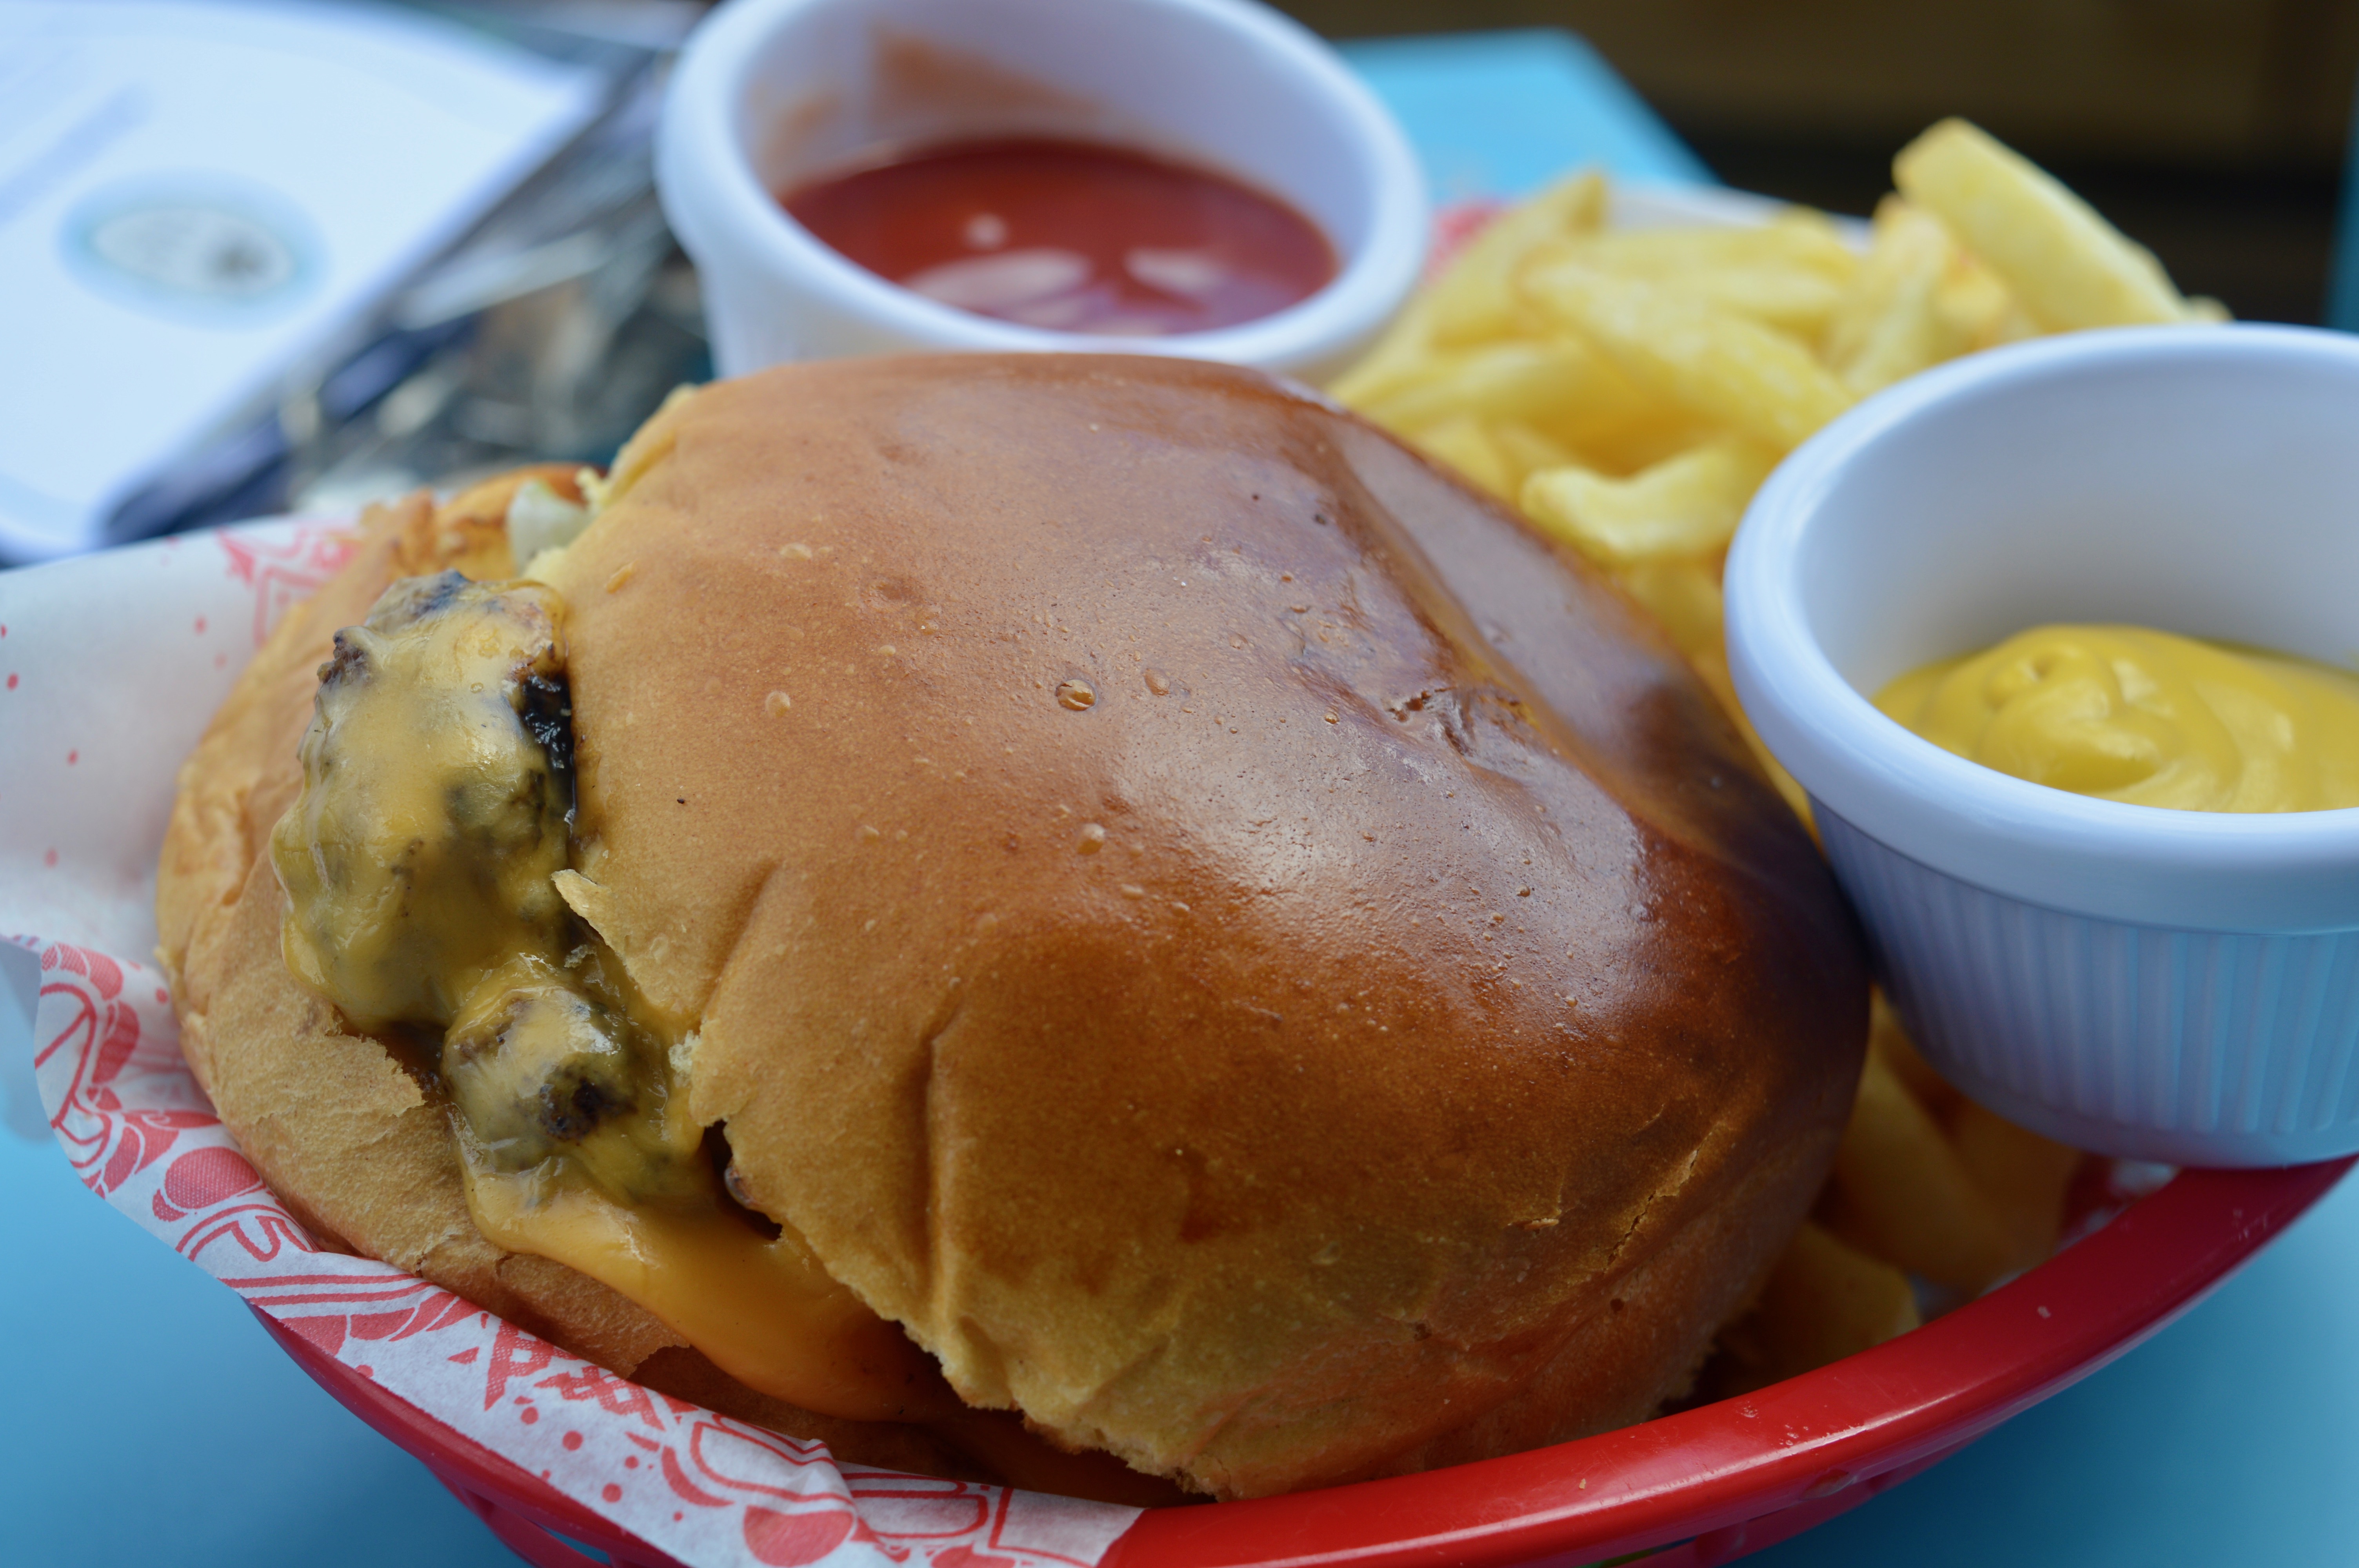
top-left (60, 172), bottom-right (320, 323)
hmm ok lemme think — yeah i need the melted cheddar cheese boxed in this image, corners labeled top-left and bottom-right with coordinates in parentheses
top-left (271, 570), bottom-right (948, 1422)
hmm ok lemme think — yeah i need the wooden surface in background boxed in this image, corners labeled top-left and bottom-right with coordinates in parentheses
top-left (1280, 0), bottom-right (2359, 165)
top-left (1283, 0), bottom-right (2352, 323)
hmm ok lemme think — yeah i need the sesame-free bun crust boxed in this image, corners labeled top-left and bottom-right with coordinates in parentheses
top-left (536, 355), bottom-right (1867, 1498)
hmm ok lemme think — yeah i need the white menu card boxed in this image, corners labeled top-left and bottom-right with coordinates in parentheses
top-left (0, 1), bottom-right (604, 562)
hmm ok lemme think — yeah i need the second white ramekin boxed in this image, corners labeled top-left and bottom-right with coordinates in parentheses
top-left (1725, 324), bottom-right (2359, 1167)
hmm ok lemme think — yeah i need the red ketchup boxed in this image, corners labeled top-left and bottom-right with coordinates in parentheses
top-left (782, 137), bottom-right (1338, 336)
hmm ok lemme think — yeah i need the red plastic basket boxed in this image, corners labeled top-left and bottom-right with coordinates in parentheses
top-left (257, 1156), bottom-right (2352, 1568)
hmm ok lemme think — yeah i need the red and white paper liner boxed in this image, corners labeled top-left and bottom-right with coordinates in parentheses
top-left (25, 933), bottom-right (1143, 1568)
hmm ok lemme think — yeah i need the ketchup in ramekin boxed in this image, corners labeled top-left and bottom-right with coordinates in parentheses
top-left (782, 136), bottom-right (1337, 336)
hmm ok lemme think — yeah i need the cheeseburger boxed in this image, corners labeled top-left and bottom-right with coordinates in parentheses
top-left (157, 354), bottom-right (1866, 1502)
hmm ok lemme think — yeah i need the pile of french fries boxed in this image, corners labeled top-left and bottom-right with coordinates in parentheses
top-left (1332, 117), bottom-right (2221, 817)
top-left (1329, 118), bottom-right (2213, 1386)
top-left (1708, 998), bottom-right (2086, 1394)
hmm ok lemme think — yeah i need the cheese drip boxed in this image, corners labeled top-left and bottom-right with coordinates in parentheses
top-left (445, 949), bottom-right (952, 1422)
top-left (269, 572), bottom-right (947, 1423)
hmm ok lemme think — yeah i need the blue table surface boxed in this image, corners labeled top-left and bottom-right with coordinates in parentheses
top-left (6, 29), bottom-right (2357, 1568)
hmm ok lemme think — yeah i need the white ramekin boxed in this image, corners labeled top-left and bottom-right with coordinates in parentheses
top-left (656, 0), bottom-right (1428, 383)
top-left (1725, 324), bottom-right (2359, 1167)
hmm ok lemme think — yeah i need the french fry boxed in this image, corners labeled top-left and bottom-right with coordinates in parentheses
top-left (1488, 420), bottom-right (1580, 479)
top-left (1522, 437), bottom-right (1777, 566)
top-left (1665, 267), bottom-right (1846, 340)
top-left (1359, 337), bottom-right (1670, 451)
top-left (1895, 118), bottom-right (2198, 331)
top-left (1565, 412), bottom-right (1722, 479)
top-left (1867, 990), bottom-right (1959, 1118)
top-left (1819, 1046), bottom-right (2017, 1294)
top-left (1523, 262), bottom-right (1854, 451)
top-left (1407, 415), bottom-right (1517, 502)
top-left (1717, 1220), bottom-right (1922, 1394)
top-left (1425, 171), bottom-right (1608, 347)
top-left (1950, 1099), bottom-right (2082, 1275)
top-left (1567, 210), bottom-right (1859, 281)
top-left (1331, 173), bottom-right (1611, 409)
top-left (1563, 214), bottom-right (1856, 340)
top-left (1931, 250), bottom-right (2039, 352)
top-left (1825, 198), bottom-right (1973, 395)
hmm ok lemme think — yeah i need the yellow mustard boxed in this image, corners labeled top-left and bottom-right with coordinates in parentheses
top-left (1875, 624), bottom-right (2359, 812)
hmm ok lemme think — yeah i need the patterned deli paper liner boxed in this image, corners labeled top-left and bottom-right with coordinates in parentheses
top-left (2, 521), bottom-right (1143, 1568)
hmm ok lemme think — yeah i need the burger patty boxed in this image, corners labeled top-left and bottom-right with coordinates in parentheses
top-left (274, 572), bottom-right (574, 1034)
top-left (272, 572), bottom-right (646, 1182)
top-left (269, 565), bottom-right (967, 1425)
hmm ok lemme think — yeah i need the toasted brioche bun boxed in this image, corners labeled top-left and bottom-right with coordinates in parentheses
top-left (160, 354), bottom-right (1865, 1501)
